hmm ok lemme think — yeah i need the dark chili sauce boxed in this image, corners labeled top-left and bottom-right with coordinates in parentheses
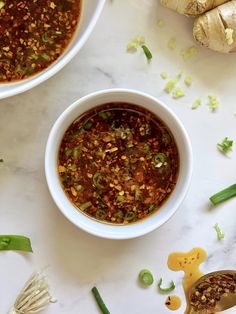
top-left (0, 0), bottom-right (82, 82)
top-left (58, 103), bottom-right (179, 225)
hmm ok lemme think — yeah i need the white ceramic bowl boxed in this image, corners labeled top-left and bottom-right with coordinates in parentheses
top-left (0, 0), bottom-right (105, 100)
top-left (45, 89), bottom-right (193, 239)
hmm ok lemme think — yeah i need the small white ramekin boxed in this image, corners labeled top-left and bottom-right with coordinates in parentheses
top-left (45, 89), bottom-right (193, 239)
top-left (0, 0), bottom-right (106, 99)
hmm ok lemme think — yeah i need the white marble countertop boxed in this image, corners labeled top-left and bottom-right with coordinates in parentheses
top-left (0, 1), bottom-right (236, 313)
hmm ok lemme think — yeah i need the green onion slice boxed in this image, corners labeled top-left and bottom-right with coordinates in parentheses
top-left (124, 211), bottom-right (136, 221)
top-left (98, 111), bottom-right (112, 120)
top-left (153, 153), bottom-right (168, 168)
top-left (210, 184), bottom-right (236, 206)
top-left (79, 201), bottom-right (92, 211)
top-left (139, 269), bottom-right (154, 286)
top-left (91, 287), bottom-right (110, 314)
top-left (141, 45), bottom-right (152, 61)
top-left (158, 278), bottom-right (175, 293)
top-left (93, 173), bottom-right (106, 189)
top-left (96, 210), bottom-right (107, 220)
top-left (0, 235), bottom-right (32, 252)
top-left (214, 223), bottom-right (225, 240)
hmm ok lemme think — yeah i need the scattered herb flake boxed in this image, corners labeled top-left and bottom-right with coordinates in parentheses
top-left (214, 223), bottom-right (225, 240)
top-left (184, 75), bottom-right (192, 87)
top-left (127, 36), bottom-right (145, 52)
top-left (158, 278), bottom-right (175, 293)
top-left (180, 46), bottom-right (198, 60)
top-left (164, 78), bottom-right (178, 93)
top-left (217, 137), bottom-right (233, 154)
top-left (172, 88), bottom-right (185, 99)
top-left (160, 72), bottom-right (168, 80)
top-left (207, 94), bottom-right (219, 111)
top-left (0, 158), bottom-right (3, 162)
top-left (191, 98), bottom-right (201, 110)
top-left (141, 45), bottom-right (152, 61)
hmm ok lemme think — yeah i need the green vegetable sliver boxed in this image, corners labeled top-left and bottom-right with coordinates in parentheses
top-left (91, 287), bottom-right (110, 314)
top-left (0, 235), bottom-right (32, 252)
top-left (79, 201), bottom-right (92, 211)
top-left (139, 269), bottom-right (154, 286)
top-left (141, 45), bottom-right (152, 61)
top-left (210, 184), bottom-right (236, 205)
top-left (214, 223), bottom-right (225, 240)
top-left (158, 278), bottom-right (175, 293)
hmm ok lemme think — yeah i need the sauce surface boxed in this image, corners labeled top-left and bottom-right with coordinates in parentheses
top-left (165, 295), bottom-right (182, 311)
top-left (168, 247), bottom-right (207, 313)
top-left (0, 0), bottom-right (82, 82)
top-left (58, 103), bottom-right (179, 224)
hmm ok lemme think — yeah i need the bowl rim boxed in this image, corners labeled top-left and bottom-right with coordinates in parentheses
top-left (0, 0), bottom-right (106, 100)
top-left (45, 88), bottom-right (193, 239)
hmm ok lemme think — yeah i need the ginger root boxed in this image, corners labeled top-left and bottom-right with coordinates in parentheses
top-left (160, 0), bottom-right (229, 16)
top-left (193, 1), bottom-right (236, 53)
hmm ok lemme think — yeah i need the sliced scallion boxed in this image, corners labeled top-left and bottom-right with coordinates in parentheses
top-left (210, 184), bottom-right (236, 206)
top-left (91, 287), bottom-right (110, 314)
top-left (96, 210), bottom-right (107, 220)
top-left (141, 45), bottom-right (152, 61)
top-left (158, 278), bottom-right (175, 293)
top-left (139, 269), bottom-right (154, 286)
top-left (93, 173), bottom-right (106, 189)
top-left (42, 52), bottom-right (50, 61)
top-left (0, 235), bottom-right (32, 252)
top-left (98, 111), bottom-right (112, 120)
top-left (124, 211), bottom-right (136, 221)
top-left (83, 121), bottom-right (93, 130)
top-left (79, 201), bottom-right (92, 211)
top-left (214, 223), bottom-right (225, 240)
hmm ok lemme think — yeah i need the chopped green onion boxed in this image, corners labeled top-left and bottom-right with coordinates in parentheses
top-left (184, 75), bottom-right (192, 87)
top-left (31, 53), bottom-right (38, 60)
top-left (117, 195), bottom-right (125, 202)
top-left (214, 223), bottom-right (225, 240)
top-left (207, 94), bottom-right (219, 111)
top-left (217, 137), bottom-right (233, 154)
top-left (93, 173), bottom-right (106, 189)
top-left (42, 52), bottom-right (50, 61)
top-left (210, 183), bottom-right (236, 206)
top-left (148, 204), bottom-right (156, 212)
top-left (113, 210), bottom-right (124, 219)
top-left (191, 98), bottom-right (201, 110)
top-left (141, 45), bottom-right (152, 61)
top-left (160, 72), bottom-right (168, 80)
top-left (79, 201), bottom-right (92, 211)
top-left (158, 278), bottom-right (175, 293)
top-left (0, 158), bottom-right (3, 162)
top-left (164, 78), bottom-right (178, 93)
top-left (83, 121), bottom-right (93, 130)
top-left (91, 287), bottom-right (110, 314)
top-left (124, 211), bottom-right (136, 221)
top-left (127, 36), bottom-right (145, 52)
top-left (139, 269), bottom-right (154, 286)
top-left (0, 235), bottom-right (32, 252)
top-left (96, 210), bottom-right (107, 220)
top-left (73, 147), bottom-right (81, 159)
top-left (172, 88), bottom-right (185, 99)
top-left (98, 111), bottom-right (112, 120)
top-left (153, 153), bottom-right (168, 168)
top-left (25, 66), bottom-right (34, 74)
